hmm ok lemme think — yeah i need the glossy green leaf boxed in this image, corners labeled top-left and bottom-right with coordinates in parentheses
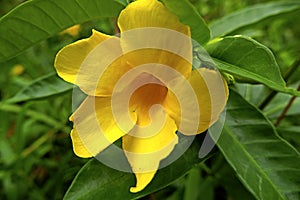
top-left (206, 36), bottom-right (300, 97)
top-left (0, 0), bottom-right (124, 63)
top-left (277, 126), bottom-right (300, 152)
top-left (162, 0), bottom-right (210, 45)
top-left (64, 137), bottom-right (204, 200)
top-left (7, 73), bottom-right (73, 103)
top-left (210, 1), bottom-right (300, 38)
top-left (210, 90), bottom-right (300, 200)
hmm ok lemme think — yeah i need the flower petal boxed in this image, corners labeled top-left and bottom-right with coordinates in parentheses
top-left (55, 30), bottom-right (133, 96)
top-left (118, 0), bottom-right (192, 77)
top-left (54, 30), bottom-right (109, 85)
top-left (118, 0), bottom-right (189, 34)
top-left (121, 49), bottom-right (192, 78)
top-left (70, 128), bottom-right (92, 158)
top-left (129, 172), bottom-right (156, 193)
top-left (70, 96), bottom-right (137, 157)
top-left (129, 81), bottom-right (168, 126)
top-left (122, 109), bottom-right (178, 192)
top-left (164, 68), bottom-right (228, 135)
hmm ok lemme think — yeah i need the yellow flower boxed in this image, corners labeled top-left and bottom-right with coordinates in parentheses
top-left (54, 0), bottom-right (228, 193)
top-left (60, 24), bottom-right (81, 37)
top-left (11, 64), bottom-right (25, 76)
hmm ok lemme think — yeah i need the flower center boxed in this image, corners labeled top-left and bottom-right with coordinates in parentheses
top-left (129, 74), bottom-right (168, 126)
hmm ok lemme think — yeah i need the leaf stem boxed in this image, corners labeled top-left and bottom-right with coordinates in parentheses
top-left (275, 84), bottom-right (300, 127)
top-left (259, 56), bottom-right (300, 110)
top-left (199, 162), bottom-right (213, 175)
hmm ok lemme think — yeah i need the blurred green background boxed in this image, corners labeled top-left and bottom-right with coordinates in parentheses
top-left (0, 0), bottom-right (299, 199)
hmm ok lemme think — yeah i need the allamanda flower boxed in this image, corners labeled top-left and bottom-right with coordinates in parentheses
top-left (55, 0), bottom-right (228, 193)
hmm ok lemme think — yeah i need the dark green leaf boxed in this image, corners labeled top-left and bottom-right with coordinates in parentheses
top-left (162, 0), bottom-right (210, 45)
top-left (205, 35), bottom-right (300, 96)
top-left (184, 167), bottom-right (202, 200)
top-left (210, 1), bottom-right (300, 38)
top-left (0, 0), bottom-right (124, 63)
top-left (190, 176), bottom-right (215, 200)
top-left (7, 73), bottom-right (73, 103)
top-left (277, 126), bottom-right (300, 152)
top-left (211, 90), bottom-right (300, 200)
top-left (197, 177), bottom-right (215, 200)
top-left (64, 137), bottom-right (204, 200)
top-left (216, 159), bottom-right (255, 200)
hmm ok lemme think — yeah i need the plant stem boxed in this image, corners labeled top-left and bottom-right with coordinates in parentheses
top-left (275, 84), bottom-right (300, 127)
top-left (259, 90), bottom-right (277, 110)
top-left (0, 103), bottom-right (70, 133)
top-left (259, 56), bottom-right (300, 110)
top-left (21, 131), bottom-right (54, 158)
top-left (199, 162), bottom-right (213, 175)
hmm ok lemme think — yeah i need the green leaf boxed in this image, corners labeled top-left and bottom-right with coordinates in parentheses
top-left (7, 73), bottom-right (73, 103)
top-left (264, 93), bottom-right (300, 118)
top-left (162, 0), bottom-right (210, 45)
top-left (211, 90), bottom-right (300, 200)
top-left (114, 0), bottom-right (130, 7)
top-left (0, 139), bottom-right (17, 165)
top-left (209, 1), bottom-right (300, 38)
top-left (184, 167), bottom-right (202, 200)
top-left (64, 137), bottom-right (204, 200)
top-left (205, 35), bottom-right (300, 97)
top-left (0, 0), bottom-right (124, 63)
top-left (277, 126), bottom-right (300, 152)
top-left (216, 160), bottom-right (255, 200)
top-left (186, 175), bottom-right (215, 200)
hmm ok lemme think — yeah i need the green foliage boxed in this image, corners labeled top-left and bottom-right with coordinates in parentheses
top-left (213, 91), bottom-right (300, 200)
top-left (0, 0), bottom-right (124, 62)
top-left (7, 73), bottom-right (73, 103)
top-left (206, 36), bottom-right (300, 96)
top-left (64, 137), bottom-right (203, 200)
top-left (209, 1), bottom-right (300, 38)
top-left (0, 0), bottom-right (299, 200)
top-left (162, 0), bottom-right (211, 45)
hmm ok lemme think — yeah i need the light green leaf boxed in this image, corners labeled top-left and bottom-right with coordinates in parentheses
top-left (210, 1), bottom-right (300, 38)
top-left (162, 0), bottom-right (210, 45)
top-left (7, 73), bottom-right (73, 103)
top-left (0, 139), bottom-right (17, 165)
top-left (0, 0), bottom-right (124, 63)
top-left (64, 137), bottom-right (204, 200)
top-left (205, 36), bottom-right (300, 97)
top-left (264, 92), bottom-right (300, 118)
top-left (211, 90), bottom-right (300, 200)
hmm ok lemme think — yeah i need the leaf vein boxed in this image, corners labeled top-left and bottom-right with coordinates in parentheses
top-left (49, 0), bottom-right (76, 24)
top-left (74, 0), bottom-right (91, 18)
top-left (9, 16), bottom-right (51, 35)
top-left (32, 3), bottom-right (62, 28)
